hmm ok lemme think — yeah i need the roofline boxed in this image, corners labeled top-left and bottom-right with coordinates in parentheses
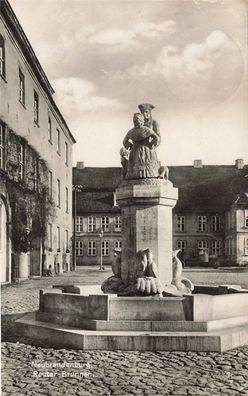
top-left (73, 166), bottom-right (122, 170)
top-left (73, 164), bottom-right (248, 170)
top-left (1, 0), bottom-right (76, 144)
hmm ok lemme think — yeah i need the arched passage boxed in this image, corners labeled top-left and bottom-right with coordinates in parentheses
top-left (0, 196), bottom-right (10, 283)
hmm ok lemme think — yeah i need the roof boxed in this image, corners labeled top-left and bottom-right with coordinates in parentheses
top-left (73, 167), bottom-right (123, 191)
top-left (77, 191), bottom-right (120, 214)
top-left (73, 165), bottom-right (248, 213)
top-left (1, 0), bottom-right (76, 144)
top-left (169, 165), bottom-right (248, 212)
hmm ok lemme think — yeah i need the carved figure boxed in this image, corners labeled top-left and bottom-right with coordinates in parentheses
top-left (120, 147), bottom-right (130, 178)
top-left (136, 248), bottom-right (161, 295)
top-left (138, 103), bottom-right (160, 143)
top-left (159, 165), bottom-right (169, 180)
top-left (171, 250), bottom-right (194, 294)
top-left (122, 113), bottom-right (160, 179)
top-left (112, 248), bottom-right (121, 278)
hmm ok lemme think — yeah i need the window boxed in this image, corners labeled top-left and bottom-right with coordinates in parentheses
top-left (18, 144), bottom-right (24, 180)
top-left (48, 224), bottom-right (52, 250)
top-left (114, 241), bottom-right (122, 250)
top-left (211, 215), bottom-right (220, 232)
top-left (211, 240), bottom-right (221, 256)
top-left (33, 90), bottom-right (39, 124)
top-left (56, 129), bottom-right (60, 154)
top-left (0, 35), bottom-right (5, 78)
top-left (48, 117), bottom-right (52, 142)
top-left (114, 216), bottom-right (122, 232)
top-left (76, 241), bottom-right (83, 256)
top-left (244, 238), bottom-right (248, 255)
top-left (19, 69), bottom-right (25, 105)
top-left (48, 171), bottom-right (52, 199)
top-left (198, 240), bottom-right (208, 250)
top-left (88, 216), bottom-right (96, 232)
top-left (76, 216), bottom-right (83, 232)
top-left (88, 241), bottom-right (96, 256)
top-left (0, 124), bottom-right (5, 170)
top-left (65, 229), bottom-right (69, 251)
top-left (57, 226), bottom-right (60, 252)
top-left (65, 142), bottom-right (68, 165)
top-left (176, 216), bottom-right (185, 232)
top-left (198, 216), bottom-right (207, 232)
top-left (245, 216), bottom-right (248, 228)
top-left (102, 240), bottom-right (109, 256)
top-left (176, 240), bottom-right (186, 252)
top-left (57, 179), bottom-right (60, 207)
top-left (65, 187), bottom-right (69, 213)
top-left (101, 216), bottom-right (109, 232)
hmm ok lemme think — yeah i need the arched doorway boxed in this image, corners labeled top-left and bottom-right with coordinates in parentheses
top-left (0, 197), bottom-right (8, 283)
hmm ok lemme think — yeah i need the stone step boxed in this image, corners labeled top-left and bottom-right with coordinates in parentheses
top-left (16, 313), bottom-right (248, 352)
top-left (36, 311), bottom-right (248, 332)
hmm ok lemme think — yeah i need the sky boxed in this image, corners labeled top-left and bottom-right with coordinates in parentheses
top-left (9, 0), bottom-right (248, 167)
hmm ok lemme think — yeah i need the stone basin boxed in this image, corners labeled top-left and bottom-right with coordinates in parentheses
top-left (16, 285), bottom-right (248, 352)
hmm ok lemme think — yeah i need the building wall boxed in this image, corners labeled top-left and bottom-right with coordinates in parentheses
top-left (76, 210), bottom-right (226, 268)
top-left (172, 212), bottom-right (224, 266)
top-left (225, 209), bottom-right (238, 264)
top-left (0, 14), bottom-right (74, 277)
top-left (76, 213), bottom-right (122, 266)
top-left (235, 208), bottom-right (248, 265)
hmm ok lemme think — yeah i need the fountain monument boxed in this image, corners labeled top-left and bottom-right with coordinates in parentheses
top-left (17, 104), bottom-right (248, 352)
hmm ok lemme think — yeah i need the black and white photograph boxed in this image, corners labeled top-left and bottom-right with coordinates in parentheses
top-left (1, 0), bottom-right (248, 395)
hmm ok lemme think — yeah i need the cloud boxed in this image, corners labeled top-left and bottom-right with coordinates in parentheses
top-left (127, 30), bottom-right (230, 81)
top-left (193, 0), bottom-right (223, 3)
top-left (89, 29), bottom-right (136, 46)
top-left (52, 77), bottom-right (126, 114)
top-left (134, 21), bottom-right (176, 39)
top-left (88, 20), bottom-right (176, 51)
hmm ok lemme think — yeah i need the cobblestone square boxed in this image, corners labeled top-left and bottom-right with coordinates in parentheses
top-left (2, 267), bottom-right (248, 396)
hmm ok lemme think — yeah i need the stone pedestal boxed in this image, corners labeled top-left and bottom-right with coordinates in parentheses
top-left (116, 179), bottom-right (178, 288)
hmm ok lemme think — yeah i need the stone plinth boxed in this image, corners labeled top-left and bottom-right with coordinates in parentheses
top-left (116, 179), bottom-right (178, 287)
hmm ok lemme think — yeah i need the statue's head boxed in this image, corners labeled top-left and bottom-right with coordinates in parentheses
top-left (133, 113), bottom-right (144, 128)
top-left (138, 103), bottom-right (155, 120)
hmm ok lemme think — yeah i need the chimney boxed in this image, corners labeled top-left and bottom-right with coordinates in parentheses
top-left (112, 192), bottom-right (118, 208)
top-left (76, 162), bottom-right (85, 169)
top-left (235, 159), bottom-right (244, 169)
top-left (193, 160), bottom-right (203, 168)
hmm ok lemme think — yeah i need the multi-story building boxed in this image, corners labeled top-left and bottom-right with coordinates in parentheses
top-left (73, 159), bottom-right (248, 267)
top-left (170, 159), bottom-right (248, 266)
top-left (73, 163), bottom-right (122, 266)
top-left (0, 0), bottom-right (75, 283)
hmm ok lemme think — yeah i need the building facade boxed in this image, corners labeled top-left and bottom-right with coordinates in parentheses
top-left (73, 160), bottom-right (248, 267)
top-left (0, 0), bottom-right (75, 282)
top-left (73, 164), bottom-right (122, 267)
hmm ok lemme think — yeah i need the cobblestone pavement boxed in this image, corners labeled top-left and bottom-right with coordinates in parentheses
top-left (2, 268), bottom-right (248, 396)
